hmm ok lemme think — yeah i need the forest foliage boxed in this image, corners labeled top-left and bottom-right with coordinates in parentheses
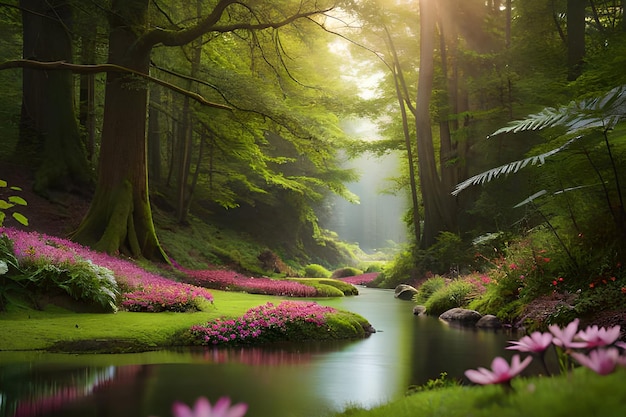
top-left (0, 0), bottom-right (625, 297)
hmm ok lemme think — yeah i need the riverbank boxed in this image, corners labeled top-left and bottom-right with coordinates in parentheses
top-left (0, 289), bottom-right (371, 353)
top-left (330, 367), bottom-right (626, 417)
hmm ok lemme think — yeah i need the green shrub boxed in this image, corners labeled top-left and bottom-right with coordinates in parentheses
top-left (314, 278), bottom-right (359, 295)
top-left (363, 262), bottom-right (384, 273)
top-left (288, 278), bottom-right (349, 297)
top-left (468, 284), bottom-right (525, 323)
top-left (303, 263), bottom-right (331, 278)
top-left (426, 232), bottom-right (468, 273)
top-left (414, 276), bottom-right (446, 304)
top-left (424, 280), bottom-right (475, 316)
top-left (24, 259), bottom-right (120, 312)
top-left (331, 267), bottom-right (363, 278)
top-left (0, 234), bottom-right (24, 311)
top-left (378, 247), bottom-right (421, 288)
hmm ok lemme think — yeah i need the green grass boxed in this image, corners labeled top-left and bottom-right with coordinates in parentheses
top-left (0, 290), bottom-right (283, 351)
top-left (331, 368), bottom-right (626, 417)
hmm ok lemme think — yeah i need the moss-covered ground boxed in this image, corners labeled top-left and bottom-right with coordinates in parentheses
top-left (0, 290), bottom-right (370, 352)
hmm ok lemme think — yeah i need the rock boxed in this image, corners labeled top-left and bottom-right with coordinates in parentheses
top-left (476, 314), bottom-right (503, 329)
top-left (413, 305), bottom-right (427, 316)
top-left (439, 308), bottom-right (483, 324)
top-left (394, 284), bottom-right (418, 300)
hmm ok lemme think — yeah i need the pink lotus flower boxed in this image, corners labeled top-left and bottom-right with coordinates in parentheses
top-left (549, 319), bottom-right (586, 349)
top-left (464, 354), bottom-right (532, 386)
top-left (506, 331), bottom-right (553, 353)
top-left (575, 324), bottom-right (621, 349)
top-left (570, 347), bottom-right (626, 375)
top-left (171, 397), bottom-right (247, 417)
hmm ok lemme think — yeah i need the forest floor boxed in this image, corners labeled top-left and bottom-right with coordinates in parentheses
top-left (2, 162), bottom-right (625, 333)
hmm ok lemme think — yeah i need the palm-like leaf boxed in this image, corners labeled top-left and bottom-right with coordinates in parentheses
top-left (452, 136), bottom-right (581, 196)
top-left (491, 85), bottom-right (626, 137)
top-left (454, 85), bottom-right (626, 195)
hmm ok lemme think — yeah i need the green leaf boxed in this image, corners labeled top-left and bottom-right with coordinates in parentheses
top-left (8, 196), bottom-right (27, 206)
top-left (0, 179), bottom-right (7, 187)
top-left (0, 211), bottom-right (5, 226)
top-left (12, 212), bottom-right (29, 226)
top-left (9, 186), bottom-right (22, 191)
top-left (452, 136), bottom-right (582, 196)
top-left (0, 200), bottom-right (14, 210)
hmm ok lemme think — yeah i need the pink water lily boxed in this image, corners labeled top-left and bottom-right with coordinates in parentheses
top-left (570, 347), bottom-right (626, 375)
top-left (464, 354), bottom-right (533, 386)
top-left (549, 319), bottom-right (585, 349)
top-left (171, 397), bottom-right (248, 417)
top-left (506, 331), bottom-right (553, 353)
top-left (575, 324), bottom-right (621, 349)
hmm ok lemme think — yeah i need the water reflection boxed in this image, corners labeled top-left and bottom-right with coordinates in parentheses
top-left (0, 288), bottom-right (512, 417)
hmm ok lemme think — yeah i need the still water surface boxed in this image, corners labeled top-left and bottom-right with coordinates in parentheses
top-left (0, 288), bottom-right (513, 417)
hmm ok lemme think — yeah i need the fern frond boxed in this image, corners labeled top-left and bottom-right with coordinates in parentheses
top-left (490, 84), bottom-right (626, 137)
top-left (452, 136), bottom-right (581, 196)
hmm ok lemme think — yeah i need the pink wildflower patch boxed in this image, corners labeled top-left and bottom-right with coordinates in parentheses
top-left (1, 227), bottom-right (213, 312)
top-left (190, 301), bottom-right (337, 345)
top-left (338, 272), bottom-right (379, 285)
top-left (183, 269), bottom-right (317, 297)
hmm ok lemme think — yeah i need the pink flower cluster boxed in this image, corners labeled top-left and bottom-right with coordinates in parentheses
top-left (190, 301), bottom-right (337, 345)
top-left (151, 396), bottom-right (248, 417)
top-left (465, 319), bottom-right (626, 387)
top-left (183, 269), bottom-right (317, 297)
top-left (338, 272), bottom-right (379, 285)
top-left (1, 227), bottom-right (213, 312)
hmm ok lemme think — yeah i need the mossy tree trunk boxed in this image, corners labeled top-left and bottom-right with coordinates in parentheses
top-left (19, 0), bottom-right (92, 194)
top-left (72, 0), bottom-right (166, 261)
top-left (73, 0), bottom-right (335, 260)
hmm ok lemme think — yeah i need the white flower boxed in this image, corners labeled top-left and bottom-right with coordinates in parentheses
top-left (0, 260), bottom-right (8, 275)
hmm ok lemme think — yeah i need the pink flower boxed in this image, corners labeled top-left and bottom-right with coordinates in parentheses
top-left (570, 348), bottom-right (626, 375)
top-left (464, 354), bottom-right (532, 385)
top-left (171, 397), bottom-right (248, 417)
top-left (549, 319), bottom-right (586, 349)
top-left (575, 324), bottom-right (621, 349)
top-left (507, 331), bottom-right (553, 353)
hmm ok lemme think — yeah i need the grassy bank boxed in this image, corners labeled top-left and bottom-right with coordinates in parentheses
top-left (332, 367), bottom-right (626, 417)
top-left (0, 290), bottom-right (279, 351)
top-left (0, 289), bottom-right (374, 352)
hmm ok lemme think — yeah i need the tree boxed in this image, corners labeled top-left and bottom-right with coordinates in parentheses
top-left (567, 0), bottom-right (587, 80)
top-left (71, 0), bottom-right (341, 260)
top-left (18, 0), bottom-right (92, 194)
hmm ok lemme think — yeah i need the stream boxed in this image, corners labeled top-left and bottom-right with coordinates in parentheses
top-left (0, 288), bottom-right (514, 417)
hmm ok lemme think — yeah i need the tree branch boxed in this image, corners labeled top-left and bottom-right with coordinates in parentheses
top-left (0, 59), bottom-right (231, 110)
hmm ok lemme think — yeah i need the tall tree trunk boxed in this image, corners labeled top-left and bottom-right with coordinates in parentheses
top-left (415, 0), bottom-right (455, 248)
top-left (384, 25), bottom-right (421, 245)
top-left (567, 0), bottom-right (587, 80)
top-left (19, 0), bottom-right (92, 195)
top-left (72, 0), bottom-right (167, 261)
top-left (177, 16), bottom-right (203, 224)
top-left (79, 26), bottom-right (97, 162)
top-left (148, 86), bottom-right (162, 185)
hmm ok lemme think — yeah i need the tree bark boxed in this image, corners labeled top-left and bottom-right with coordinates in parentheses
top-left (384, 25), bottom-right (421, 245)
top-left (567, 0), bottom-right (587, 81)
top-left (415, 0), bottom-right (456, 248)
top-left (72, 0), bottom-right (166, 260)
top-left (148, 86), bottom-right (162, 185)
top-left (19, 0), bottom-right (92, 195)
